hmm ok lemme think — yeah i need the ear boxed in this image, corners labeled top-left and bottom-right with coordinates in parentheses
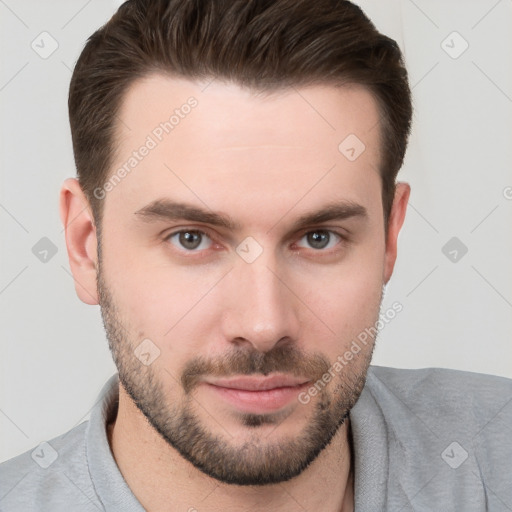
top-left (59, 178), bottom-right (99, 305)
top-left (383, 182), bottom-right (410, 284)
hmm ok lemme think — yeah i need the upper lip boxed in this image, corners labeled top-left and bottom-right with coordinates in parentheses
top-left (204, 374), bottom-right (310, 391)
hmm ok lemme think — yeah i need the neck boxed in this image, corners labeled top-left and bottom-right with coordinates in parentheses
top-left (107, 384), bottom-right (354, 512)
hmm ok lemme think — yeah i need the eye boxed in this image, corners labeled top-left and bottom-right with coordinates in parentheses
top-left (166, 230), bottom-right (213, 251)
top-left (296, 230), bottom-right (342, 250)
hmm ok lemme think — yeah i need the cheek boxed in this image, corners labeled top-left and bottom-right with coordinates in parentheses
top-left (110, 265), bottom-right (204, 336)
top-left (99, 235), bottom-right (176, 336)
top-left (295, 244), bottom-right (385, 357)
top-left (102, 239), bottom-right (225, 363)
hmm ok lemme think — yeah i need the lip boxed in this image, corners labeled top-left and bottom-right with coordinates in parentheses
top-left (205, 374), bottom-right (310, 391)
top-left (201, 374), bottom-right (310, 414)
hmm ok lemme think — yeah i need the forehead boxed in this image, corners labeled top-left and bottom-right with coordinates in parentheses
top-left (116, 74), bottom-right (381, 153)
top-left (104, 74), bottom-right (383, 229)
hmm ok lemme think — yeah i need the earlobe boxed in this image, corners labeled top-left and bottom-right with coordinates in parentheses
top-left (383, 181), bottom-right (410, 284)
top-left (59, 178), bottom-right (99, 305)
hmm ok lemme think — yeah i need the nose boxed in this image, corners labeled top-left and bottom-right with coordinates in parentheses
top-left (220, 252), bottom-right (301, 353)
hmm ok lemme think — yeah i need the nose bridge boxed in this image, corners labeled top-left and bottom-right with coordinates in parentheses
top-left (225, 249), bottom-right (299, 352)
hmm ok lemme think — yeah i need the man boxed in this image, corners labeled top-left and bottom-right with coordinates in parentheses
top-left (1, 0), bottom-right (511, 510)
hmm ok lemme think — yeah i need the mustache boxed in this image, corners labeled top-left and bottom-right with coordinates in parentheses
top-left (181, 344), bottom-right (331, 393)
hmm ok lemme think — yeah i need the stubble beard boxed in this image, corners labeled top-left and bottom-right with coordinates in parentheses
top-left (97, 263), bottom-right (376, 485)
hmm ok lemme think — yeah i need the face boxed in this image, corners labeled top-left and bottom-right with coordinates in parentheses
top-left (97, 75), bottom-right (388, 485)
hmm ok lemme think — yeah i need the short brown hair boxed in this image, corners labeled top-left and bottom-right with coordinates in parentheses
top-left (69, 0), bottom-right (413, 230)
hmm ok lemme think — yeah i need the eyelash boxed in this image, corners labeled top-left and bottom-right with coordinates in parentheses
top-left (163, 227), bottom-right (349, 257)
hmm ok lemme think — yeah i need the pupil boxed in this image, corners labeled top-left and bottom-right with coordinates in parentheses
top-left (180, 231), bottom-right (201, 249)
top-left (308, 231), bottom-right (329, 249)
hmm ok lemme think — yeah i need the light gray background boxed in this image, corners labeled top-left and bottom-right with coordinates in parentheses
top-left (1, 0), bottom-right (511, 463)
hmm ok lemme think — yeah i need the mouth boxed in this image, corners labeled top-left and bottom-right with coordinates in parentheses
top-left (200, 374), bottom-right (311, 414)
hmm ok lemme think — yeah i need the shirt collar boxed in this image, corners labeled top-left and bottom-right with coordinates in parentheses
top-left (349, 368), bottom-right (389, 510)
top-left (86, 373), bottom-right (145, 511)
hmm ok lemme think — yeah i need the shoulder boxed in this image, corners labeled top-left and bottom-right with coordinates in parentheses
top-left (365, 365), bottom-right (512, 436)
top-left (367, 365), bottom-right (512, 415)
top-left (0, 421), bottom-right (99, 511)
top-left (355, 366), bottom-right (512, 508)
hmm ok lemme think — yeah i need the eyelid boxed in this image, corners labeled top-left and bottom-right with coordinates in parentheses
top-left (163, 226), bottom-right (214, 240)
top-left (162, 226), bottom-right (350, 255)
top-left (293, 228), bottom-right (348, 250)
top-left (293, 226), bottom-right (351, 245)
top-left (163, 227), bottom-right (217, 254)
top-left (296, 226), bottom-right (349, 238)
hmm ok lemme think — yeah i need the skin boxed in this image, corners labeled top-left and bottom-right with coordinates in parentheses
top-left (60, 75), bottom-right (410, 512)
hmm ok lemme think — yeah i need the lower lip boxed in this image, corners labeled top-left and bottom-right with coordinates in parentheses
top-left (203, 383), bottom-right (309, 414)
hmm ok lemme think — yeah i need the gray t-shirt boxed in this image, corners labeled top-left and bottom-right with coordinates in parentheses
top-left (1, 366), bottom-right (511, 511)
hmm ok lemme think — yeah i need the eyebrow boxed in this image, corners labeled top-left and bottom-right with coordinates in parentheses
top-left (134, 198), bottom-right (368, 232)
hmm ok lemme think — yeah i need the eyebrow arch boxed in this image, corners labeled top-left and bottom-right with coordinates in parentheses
top-left (134, 200), bottom-right (241, 230)
top-left (134, 198), bottom-right (368, 232)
